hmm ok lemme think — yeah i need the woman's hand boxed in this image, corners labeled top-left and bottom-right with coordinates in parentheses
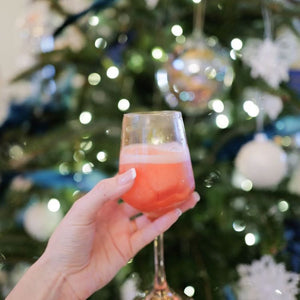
top-left (7, 169), bottom-right (199, 300)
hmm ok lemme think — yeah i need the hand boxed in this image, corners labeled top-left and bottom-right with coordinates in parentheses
top-left (7, 168), bottom-right (200, 300)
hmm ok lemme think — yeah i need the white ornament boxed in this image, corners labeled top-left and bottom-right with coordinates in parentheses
top-left (237, 255), bottom-right (300, 300)
top-left (120, 275), bottom-right (139, 300)
top-left (60, 0), bottom-right (92, 14)
top-left (243, 88), bottom-right (283, 120)
top-left (23, 201), bottom-right (63, 241)
top-left (235, 133), bottom-right (287, 188)
top-left (145, 0), bottom-right (159, 9)
top-left (288, 163), bottom-right (300, 195)
top-left (242, 34), bottom-right (298, 88)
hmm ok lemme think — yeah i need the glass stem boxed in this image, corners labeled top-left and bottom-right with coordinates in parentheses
top-left (153, 233), bottom-right (168, 290)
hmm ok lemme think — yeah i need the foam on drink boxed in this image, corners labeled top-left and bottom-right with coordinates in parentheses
top-left (120, 142), bottom-right (190, 164)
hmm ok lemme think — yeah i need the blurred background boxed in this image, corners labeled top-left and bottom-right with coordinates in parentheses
top-left (0, 0), bottom-right (300, 299)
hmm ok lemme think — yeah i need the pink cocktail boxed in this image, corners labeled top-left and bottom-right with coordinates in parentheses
top-left (119, 142), bottom-right (195, 219)
top-left (119, 111), bottom-right (195, 300)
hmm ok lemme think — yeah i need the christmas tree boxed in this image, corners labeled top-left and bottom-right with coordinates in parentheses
top-left (1, 0), bottom-right (300, 299)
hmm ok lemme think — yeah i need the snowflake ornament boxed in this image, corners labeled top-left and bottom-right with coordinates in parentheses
top-left (237, 255), bottom-right (300, 300)
top-left (243, 88), bottom-right (283, 120)
top-left (242, 32), bottom-right (298, 88)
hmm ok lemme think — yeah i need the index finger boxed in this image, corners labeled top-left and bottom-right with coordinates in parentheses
top-left (70, 168), bottom-right (136, 224)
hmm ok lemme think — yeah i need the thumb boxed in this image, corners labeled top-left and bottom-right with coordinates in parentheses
top-left (71, 168), bottom-right (136, 223)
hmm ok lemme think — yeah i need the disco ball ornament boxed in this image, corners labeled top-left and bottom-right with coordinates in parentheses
top-left (235, 133), bottom-right (288, 189)
top-left (156, 36), bottom-right (234, 114)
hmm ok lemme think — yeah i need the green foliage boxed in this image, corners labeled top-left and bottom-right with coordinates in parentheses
top-left (1, 0), bottom-right (300, 299)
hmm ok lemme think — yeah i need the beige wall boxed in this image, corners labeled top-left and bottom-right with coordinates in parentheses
top-left (0, 0), bottom-right (28, 84)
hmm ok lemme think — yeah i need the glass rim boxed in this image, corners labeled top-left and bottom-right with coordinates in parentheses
top-left (123, 110), bottom-right (182, 117)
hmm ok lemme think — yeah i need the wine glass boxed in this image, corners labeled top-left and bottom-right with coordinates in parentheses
top-left (119, 111), bottom-right (195, 300)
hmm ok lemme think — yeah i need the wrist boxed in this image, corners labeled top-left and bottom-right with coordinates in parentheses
top-left (6, 254), bottom-right (81, 300)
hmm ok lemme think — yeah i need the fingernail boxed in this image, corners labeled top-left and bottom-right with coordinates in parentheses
top-left (118, 168), bottom-right (136, 185)
top-left (192, 191), bottom-right (200, 202)
top-left (176, 208), bottom-right (182, 217)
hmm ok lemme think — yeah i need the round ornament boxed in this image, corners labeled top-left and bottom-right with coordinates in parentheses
top-left (235, 133), bottom-right (287, 188)
top-left (23, 201), bottom-right (63, 241)
top-left (157, 36), bottom-right (233, 114)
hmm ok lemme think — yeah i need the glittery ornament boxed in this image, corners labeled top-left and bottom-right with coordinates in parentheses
top-left (237, 255), bottom-right (299, 300)
top-left (235, 133), bottom-right (287, 188)
top-left (157, 36), bottom-right (233, 114)
top-left (243, 88), bottom-right (283, 120)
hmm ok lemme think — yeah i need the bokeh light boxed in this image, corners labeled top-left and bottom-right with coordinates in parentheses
top-left (233, 221), bottom-right (246, 232)
top-left (231, 38), bottom-right (243, 51)
top-left (241, 179), bottom-right (253, 191)
top-left (278, 200), bottom-right (289, 212)
top-left (210, 99), bottom-right (224, 113)
top-left (184, 286), bottom-right (195, 297)
top-left (245, 233), bottom-right (256, 246)
top-left (243, 100), bottom-right (260, 117)
top-left (95, 37), bottom-right (107, 49)
top-left (88, 73), bottom-right (101, 85)
top-left (79, 111), bottom-right (92, 125)
top-left (47, 198), bottom-right (60, 212)
top-left (171, 25), bottom-right (183, 37)
top-left (89, 16), bottom-right (99, 26)
top-left (216, 114), bottom-right (229, 129)
top-left (82, 162), bottom-right (93, 174)
top-left (118, 98), bottom-right (130, 111)
top-left (97, 151), bottom-right (107, 162)
top-left (152, 47), bottom-right (164, 60)
top-left (106, 66), bottom-right (119, 79)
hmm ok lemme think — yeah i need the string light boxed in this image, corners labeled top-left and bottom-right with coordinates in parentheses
top-left (210, 99), bottom-right (224, 113)
top-left (241, 179), bottom-right (253, 191)
top-left (47, 198), bottom-right (60, 212)
top-left (95, 37), bottom-right (107, 49)
top-left (118, 98), bottom-right (130, 111)
top-left (88, 73), bottom-right (101, 85)
top-left (233, 221), bottom-right (246, 232)
top-left (243, 100), bottom-right (260, 117)
top-left (230, 49), bottom-right (237, 60)
top-left (184, 286), bottom-right (195, 297)
top-left (59, 162), bottom-right (69, 175)
top-left (89, 16), bottom-right (99, 26)
top-left (82, 162), bottom-right (93, 174)
top-left (106, 66), bottom-right (119, 79)
top-left (80, 141), bottom-right (93, 151)
top-left (152, 47), bottom-right (164, 60)
top-left (278, 200), bottom-right (289, 212)
top-left (216, 114), bottom-right (229, 129)
top-left (231, 38), bottom-right (243, 51)
top-left (171, 25), bottom-right (183, 37)
top-left (97, 151), bottom-right (107, 162)
top-left (245, 233), bottom-right (256, 246)
top-left (79, 111), bottom-right (92, 124)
